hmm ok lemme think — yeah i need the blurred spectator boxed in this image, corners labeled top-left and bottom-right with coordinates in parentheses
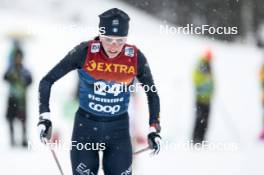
top-left (259, 63), bottom-right (264, 140)
top-left (192, 49), bottom-right (214, 144)
top-left (3, 48), bottom-right (32, 147)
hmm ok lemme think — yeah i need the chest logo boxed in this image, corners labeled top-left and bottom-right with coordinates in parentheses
top-left (86, 60), bottom-right (135, 74)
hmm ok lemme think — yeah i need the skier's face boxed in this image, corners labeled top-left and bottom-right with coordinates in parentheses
top-left (100, 35), bottom-right (127, 58)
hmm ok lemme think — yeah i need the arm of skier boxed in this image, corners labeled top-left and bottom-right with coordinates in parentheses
top-left (37, 42), bottom-right (87, 143)
top-left (136, 50), bottom-right (161, 154)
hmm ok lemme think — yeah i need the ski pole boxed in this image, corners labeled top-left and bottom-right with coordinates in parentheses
top-left (49, 148), bottom-right (65, 175)
top-left (43, 137), bottom-right (65, 175)
top-left (133, 146), bottom-right (150, 155)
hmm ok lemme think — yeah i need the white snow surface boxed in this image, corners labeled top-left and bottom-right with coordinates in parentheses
top-left (0, 0), bottom-right (263, 175)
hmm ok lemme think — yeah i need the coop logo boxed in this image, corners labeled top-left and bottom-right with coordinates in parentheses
top-left (85, 60), bottom-right (135, 74)
top-left (89, 102), bottom-right (121, 114)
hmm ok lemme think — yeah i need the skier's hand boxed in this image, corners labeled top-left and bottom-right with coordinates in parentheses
top-left (37, 112), bottom-right (52, 144)
top-left (148, 132), bottom-right (161, 155)
top-left (147, 124), bottom-right (161, 155)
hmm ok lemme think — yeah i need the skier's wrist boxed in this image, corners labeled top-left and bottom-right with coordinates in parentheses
top-left (39, 112), bottom-right (51, 121)
top-left (149, 123), bottom-right (161, 133)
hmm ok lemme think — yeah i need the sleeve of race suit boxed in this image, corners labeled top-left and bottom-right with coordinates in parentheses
top-left (38, 42), bottom-right (88, 114)
top-left (136, 50), bottom-right (161, 131)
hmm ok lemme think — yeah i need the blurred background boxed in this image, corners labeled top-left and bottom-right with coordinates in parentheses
top-left (0, 0), bottom-right (263, 174)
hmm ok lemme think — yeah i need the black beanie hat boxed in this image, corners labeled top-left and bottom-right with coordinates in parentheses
top-left (99, 8), bottom-right (130, 36)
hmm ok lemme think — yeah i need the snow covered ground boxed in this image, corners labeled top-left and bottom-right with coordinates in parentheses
top-left (0, 0), bottom-right (263, 174)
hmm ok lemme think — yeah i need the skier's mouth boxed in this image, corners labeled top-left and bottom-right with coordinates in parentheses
top-left (108, 50), bottom-right (118, 54)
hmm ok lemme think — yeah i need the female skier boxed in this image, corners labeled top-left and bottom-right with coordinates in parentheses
top-left (38, 8), bottom-right (161, 175)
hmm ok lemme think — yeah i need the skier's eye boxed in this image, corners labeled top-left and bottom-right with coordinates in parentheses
top-left (116, 39), bottom-right (125, 44)
top-left (105, 38), bottom-right (113, 43)
top-left (101, 36), bottom-right (127, 45)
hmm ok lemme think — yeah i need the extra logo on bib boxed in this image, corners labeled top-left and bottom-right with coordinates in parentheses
top-left (85, 60), bottom-right (136, 75)
top-left (83, 41), bottom-right (138, 84)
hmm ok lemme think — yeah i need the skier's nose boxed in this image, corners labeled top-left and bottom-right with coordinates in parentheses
top-left (110, 40), bottom-right (118, 46)
top-left (109, 43), bottom-right (118, 49)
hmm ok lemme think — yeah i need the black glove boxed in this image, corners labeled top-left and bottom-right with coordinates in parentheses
top-left (37, 114), bottom-right (52, 144)
top-left (148, 132), bottom-right (161, 155)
